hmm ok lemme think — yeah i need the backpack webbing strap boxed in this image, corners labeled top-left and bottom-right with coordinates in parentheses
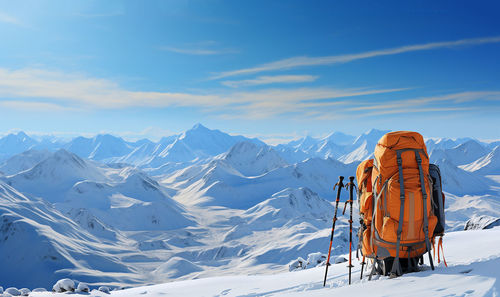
top-left (415, 150), bottom-right (435, 271)
top-left (370, 179), bottom-right (388, 256)
top-left (390, 150), bottom-right (405, 277)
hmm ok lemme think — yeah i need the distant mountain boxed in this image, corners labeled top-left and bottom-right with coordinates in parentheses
top-left (0, 149), bottom-right (51, 175)
top-left (275, 132), bottom-right (357, 163)
top-left (244, 187), bottom-right (332, 227)
top-left (143, 124), bottom-right (266, 167)
top-left (429, 139), bottom-right (489, 166)
top-left (6, 149), bottom-right (108, 202)
top-left (434, 158), bottom-right (491, 195)
top-left (65, 134), bottom-right (135, 161)
top-left (338, 129), bottom-right (389, 163)
top-left (115, 136), bottom-right (176, 166)
top-left (461, 146), bottom-right (500, 175)
top-left (167, 150), bottom-right (358, 209)
top-left (65, 170), bottom-right (194, 231)
top-left (4, 149), bottom-right (193, 231)
top-left (0, 132), bottom-right (37, 161)
top-left (425, 137), bottom-right (473, 151)
top-left (222, 141), bottom-right (288, 176)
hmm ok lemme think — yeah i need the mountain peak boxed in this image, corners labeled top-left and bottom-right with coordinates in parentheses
top-left (364, 128), bottom-right (391, 136)
top-left (53, 149), bottom-right (87, 168)
top-left (15, 131), bottom-right (29, 138)
top-left (190, 123), bottom-right (210, 131)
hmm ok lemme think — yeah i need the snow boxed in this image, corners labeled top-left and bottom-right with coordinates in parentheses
top-left (18, 288), bottom-right (30, 296)
top-left (461, 146), bottom-right (500, 174)
top-left (52, 279), bottom-right (75, 293)
top-left (27, 227), bottom-right (500, 297)
top-left (0, 126), bottom-right (499, 294)
top-left (464, 215), bottom-right (500, 230)
top-left (429, 139), bottom-right (488, 166)
top-left (0, 149), bottom-right (51, 175)
top-left (76, 282), bottom-right (89, 293)
top-left (98, 286), bottom-right (111, 294)
top-left (4, 287), bottom-right (21, 296)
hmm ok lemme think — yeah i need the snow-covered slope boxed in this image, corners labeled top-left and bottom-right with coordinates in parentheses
top-left (30, 227), bottom-right (500, 297)
top-left (0, 149), bottom-right (51, 175)
top-left (6, 149), bottom-right (108, 202)
top-left (275, 132), bottom-right (358, 163)
top-left (425, 137), bottom-right (473, 151)
top-left (461, 146), bottom-right (500, 175)
top-left (434, 158), bottom-right (492, 195)
top-left (166, 154), bottom-right (357, 209)
top-left (445, 193), bottom-right (500, 231)
top-left (1, 127), bottom-right (499, 292)
top-left (65, 134), bottom-right (135, 161)
top-left (338, 129), bottom-right (389, 163)
top-left (64, 171), bottom-right (194, 231)
top-left (0, 181), bottom-right (137, 289)
top-left (244, 187), bottom-right (335, 228)
top-left (221, 141), bottom-right (288, 176)
top-left (430, 139), bottom-right (489, 166)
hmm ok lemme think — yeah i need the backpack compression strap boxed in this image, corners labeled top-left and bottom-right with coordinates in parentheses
top-left (389, 150), bottom-right (406, 277)
top-left (415, 150), bottom-right (435, 271)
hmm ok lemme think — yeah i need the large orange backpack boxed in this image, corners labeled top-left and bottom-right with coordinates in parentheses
top-left (357, 131), bottom-right (439, 277)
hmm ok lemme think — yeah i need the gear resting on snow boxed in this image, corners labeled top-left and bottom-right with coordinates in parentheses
top-left (356, 131), bottom-right (447, 278)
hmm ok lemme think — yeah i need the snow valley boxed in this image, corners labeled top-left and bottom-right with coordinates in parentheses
top-left (0, 124), bottom-right (499, 290)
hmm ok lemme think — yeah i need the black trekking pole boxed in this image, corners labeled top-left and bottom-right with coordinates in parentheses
top-left (343, 176), bottom-right (356, 285)
top-left (323, 176), bottom-right (344, 287)
top-left (360, 255), bottom-right (366, 280)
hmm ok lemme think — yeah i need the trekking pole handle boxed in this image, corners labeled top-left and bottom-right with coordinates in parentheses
top-left (333, 176), bottom-right (344, 190)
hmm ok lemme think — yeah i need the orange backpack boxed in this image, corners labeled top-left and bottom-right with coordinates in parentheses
top-left (357, 131), bottom-right (438, 277)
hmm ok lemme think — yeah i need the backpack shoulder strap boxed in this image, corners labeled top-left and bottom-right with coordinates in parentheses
top-left (389, 149), bottom-right (406, 277)
top-left (414, 150), bottom-right (435, 271)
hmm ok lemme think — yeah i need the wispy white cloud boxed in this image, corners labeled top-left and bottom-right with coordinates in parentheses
top-left (221, 75), bottom-right (318, 88)
top-left (0, 100), bottom-right (74, 112)
top-left (0, 68), bottom-right (403, 112)
top-left (346, 91), bottom-right (500, 112)
top-left (0, 67), bottom-right (497, 121)
top-left (211, 36), bottom-right (500, 79)
top-left (0, 11), bottom-right (22, 26)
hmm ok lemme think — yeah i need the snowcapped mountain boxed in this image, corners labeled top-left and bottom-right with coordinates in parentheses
top-left (114, 137), bottom-right (173, 166)
top-left (425, 137), bottom-right (473, 151)
top-left (275, 132), bottom-right (356, 163)
top-left (244, 187), bottom-right (333, 227)
top-left (65, 134), bottom-right (135, 161)
top-left (146, 124), bottom-right (265, 166)
top-left (1, 125), bottom-right (499, 291)
top-left (461, 145), bottom-right (500, 175)
top-left (433, 158), bottom-right (492, 195)
top-left (3, 149), bottom-right (193, 231)
top-left (0, 181), bottom-right (136, 289)
top-left (221, 141), bottom-right (288, 176)
top-left (429, 139), bottom-right (489, 166)
top-left (65, 170), bottom-right (194, 231)
top-left (0, 131), bottom-right (37, 161)
top-left (6, 149), bottom-right (108, 202)
top-left (0, 149), bottom-right (51, 175)
top-left (167, 151), bottom-right (357, 209)
top-left (338, 129), bottom-right (389, 163)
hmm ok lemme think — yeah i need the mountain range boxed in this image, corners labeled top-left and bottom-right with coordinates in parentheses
top-left (0, 124), bottom-right (498, 289)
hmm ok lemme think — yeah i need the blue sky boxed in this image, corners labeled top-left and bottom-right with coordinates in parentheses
top-left (0, 0), bottom-right (499, 143)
